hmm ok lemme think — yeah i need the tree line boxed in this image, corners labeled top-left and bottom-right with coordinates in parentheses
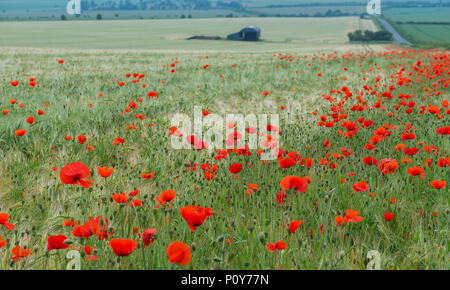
top-left (80, 0), bottom-right (243, 11)
top-left (348, 30), bottom-right (393, 42)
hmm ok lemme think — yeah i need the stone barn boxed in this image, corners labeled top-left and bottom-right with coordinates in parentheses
top-left (227, 26), bottom-right (261, 41)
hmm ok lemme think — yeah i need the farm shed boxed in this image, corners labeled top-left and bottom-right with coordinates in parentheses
top-left (227, 26), bottom-right (261, 41)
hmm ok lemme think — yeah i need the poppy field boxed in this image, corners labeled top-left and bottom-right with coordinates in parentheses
top-left (0, 44), bottom-right (448, 270)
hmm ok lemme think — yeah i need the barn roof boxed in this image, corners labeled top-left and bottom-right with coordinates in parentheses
top-left (241, 26), bottom-right (261, 33)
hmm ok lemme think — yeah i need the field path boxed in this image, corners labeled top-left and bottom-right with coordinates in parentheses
top-left (376, 16), bottom-right (411, 44)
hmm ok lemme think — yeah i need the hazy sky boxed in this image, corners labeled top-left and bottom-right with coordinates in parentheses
top-left (0, 0), bottom-right (448, 11)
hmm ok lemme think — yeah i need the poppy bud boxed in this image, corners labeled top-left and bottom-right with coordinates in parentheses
top-left (258, 232), bottom-right (267, 243)
top-left (216, 235), bottom-right (224, 243)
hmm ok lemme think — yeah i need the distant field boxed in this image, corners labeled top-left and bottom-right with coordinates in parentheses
top-left (244, 5), bottom-right (365, 16)
top-left (0, 6), bottom-right (364, 22)
top-left (0, 17), bottom-right (377, 52)
top-left (0, 0), bottom-right (370, 11)
top-left (0, 9), bottom-right (244, 20)
top-left (383, 7), bottom-right (450, 46)
top-left (4, 1), bottom-right (449, 21)
top-left (243, 0), bottom-right (436, 7)
top-left (393, 23), bottom-right (450, 46)
top-left (383, 7), bottom-right (450, 22)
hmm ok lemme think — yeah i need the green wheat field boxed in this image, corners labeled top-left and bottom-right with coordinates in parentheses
top-left (0, 15), bottom-right (448, 270)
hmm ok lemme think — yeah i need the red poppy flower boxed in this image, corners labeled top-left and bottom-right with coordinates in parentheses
top-left (129, 189), bottom-right (140, 197)
top-left (112, 192), bottom-right (129, 204)
top-left (83, 245), bottom-right (94, 255)
top-left (247, 183), bottom-right (259, 195)
top-left (229, 163), bottom-right (242, 175)
top-left (72, 216), bottom-right (109, 239)
top-left (275, 240), bottom-right (287, 250)
top-left (113, 137), bottom-right (125, 145)
top-left (141, 171), bottom-right (155, 181)
top-left (436, 127), bottom-right (450, 135)
top-left (180, 205), bottom-right (213, 231)
top-left (384, 212), bottom-right (394, 221)
top-left (142, 228), bottom-right (157, 247)
top-left (344, 210), bottom-right (364, 223)
top-left (156, 190), bottom-right (176, 208)
top-left (204, 170), bottom-right (215, 181)
top-left (378, 158), bottom-right (398, 175)
top-left (404, 147), bottom-right (419, 156)
top-left (11, 246), bottom-right (31, 262)
top-left (0, 235), bottom-right (6, 248)
top-left (278, 158), bottom-right (296, 168)
top-left (289, 220), bottom-right (303, 233)
top-left (280, 176), bottom-right (309, 193)
top-left (276, 190), bottom-right (287, 204)
top-left (169, 126), bottom-right (183, 137)
top-left (108, 239), bottom-right (138, 257)
top-left (335, 216), bottom-right (344, 227)
top-left (47, 235), bottom-right (69, 251)
top-left (147, 91), bottom-right (158, 98)
top-left (186, 135), bottom-right (208, 150)
top-left (401, 132), bottom-right (416, 141)
top-left (407, 166), bottom-right (425, 177)
top-left (97, 167), bottom-right (114, 178)
top-left (14, 129), bottom-right (27, 136)
top-left (77, 135), bottom-right (86, 144)
top-left (167, 241), bottom-right (191, 265)
top-left (60, 162), bottom-right (93, 188)
top-left (83, 246), bottom-right (97, 262)
top-left (352, 181), bottom-right (370, 192)
top-left (131, 199), bottom-right (142, 207)
top-left (64, 219), bottom-right (78, 227)
top-left (26, 116), bottom-right (34, 124)
top-left (267, 243), bottom-right (276, 252)
top-left (430, 180), bottom-right (446, 189)
top-left (363, 156), bottom-right (378, 165)
top-left (0, 213), bottom-right (15, 230)
top-left (437, 157), bottom-right (450, 168)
